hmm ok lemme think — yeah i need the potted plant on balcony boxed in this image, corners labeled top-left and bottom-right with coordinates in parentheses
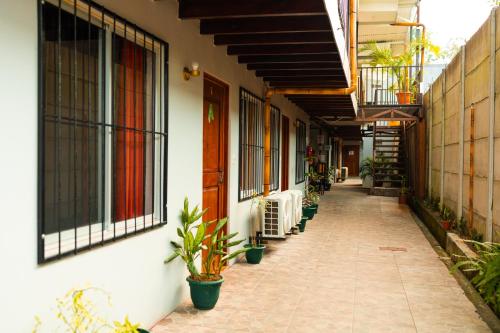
top-left (360, 157), bottom-right (374, 188)
top-left (361, 39), bottom-right (439, 105)
top-left (165, 198), bottom-right (248, 310)
top-left (244, 194), bottom-right (267, 264)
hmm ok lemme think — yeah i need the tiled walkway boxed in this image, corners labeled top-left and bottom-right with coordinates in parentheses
top-left (152, 179), bottom-right (490, 332)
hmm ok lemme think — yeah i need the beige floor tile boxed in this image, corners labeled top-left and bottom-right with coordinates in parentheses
top-left (151, 179), bottom-right (491, 333)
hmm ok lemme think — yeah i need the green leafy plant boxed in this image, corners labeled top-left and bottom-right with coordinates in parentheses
top-left (201, 217), bottom-right (248, 279)
top-left (249, 193), bottom-right (268, 247)
top-left (33, 288), bottom-right (143, 333)
top-left (453, 241), bottom-right (500, 314)
top-left (165, 197), bottom-right (247, 281)
top-left (423, 197), bottom-right (432, 208)
top-left (471, 228), bottom-right (484, 243)
top-left (359, 157), bottom-right (374, 181)
top-left (361, 38), bottom-right (440, 93)
top-left (456, 216), bottom-right (468, 237)
top-left (327, 166), bottom-right (336, 183)
top-left (440, 206), bottom-right (453, 221)
top-left (164, 197), bottom-right (208, 278)
top-left (400, 176), bottom-right (408, 195)
top-left (306, 185), bottom-right (320, 204)
top-left (430, 196), bottom-right (440, 211)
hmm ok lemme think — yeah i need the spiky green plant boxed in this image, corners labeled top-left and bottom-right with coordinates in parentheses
top-left (164, 197), bottom-right (208, 278)
top-left (165, 198), bottom-right (247, 280)
top-left (359, 157), bottom-right (374, 180)
top-left (202, 217), bottom-right (248, 278)
top-left (453, 241), bottom-right (500, 314)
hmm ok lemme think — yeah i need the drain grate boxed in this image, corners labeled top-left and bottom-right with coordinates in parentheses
top-left (379, 246), bottom-right (407, 252)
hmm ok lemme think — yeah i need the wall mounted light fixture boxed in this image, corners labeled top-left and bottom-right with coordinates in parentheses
top-left (183, 62), bottom-right (200, 81)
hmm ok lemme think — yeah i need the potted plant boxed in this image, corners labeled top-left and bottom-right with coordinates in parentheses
top-left (440, 206), bottom-right (454, 231)
top-left (244, 194), bottom-right (267, 264)
top-left (306, 185), bottom-right (320, 213)
top-left (361, 39), bottom-right (440, 105)
top-left (399, 176), bottom-right (409, 204)
top-left (298, 217), bottom-right (308, 232)
top-left (302, 197), bottom-right (316, 220)
top-left (165, 198), bottom-right (248, 310)
top-left (360, 157), bottom-right (374, 188)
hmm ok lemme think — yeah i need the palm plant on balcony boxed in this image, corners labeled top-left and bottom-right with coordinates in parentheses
top-left (361, 38), bottom-right (439, 104)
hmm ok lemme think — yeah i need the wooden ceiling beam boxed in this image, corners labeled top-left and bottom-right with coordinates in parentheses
top-left (214, 32), bottom-right (334, 45)
top-left (228, 43), bottom-right (336, 55)
top-left (200, 15), bottom-right (330, 34)
top-left (256, 69), bottom-right (342, 77)
top-left (239, 54), bottom-right (338, 64)
top-left (179, 0), bottom-right (325, 19)
top-left (269, 82), bottom-right (345, 87)
top-left (248, 62), bottom-right (342, 70)
top-left (264, 77), bottom-right (344, 82)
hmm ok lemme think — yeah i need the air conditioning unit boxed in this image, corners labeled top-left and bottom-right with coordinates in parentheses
top-left (262, 192), bottom-right (293, 239)
top-left (284, 190), bottom-right (303, 226)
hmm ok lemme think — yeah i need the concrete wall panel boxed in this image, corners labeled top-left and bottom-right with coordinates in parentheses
top-left (465, 60), bottom-right (491, 107)
top-left (475, 138), bottom-right (490, 178)
top-left (465, 19), bottom-right (490, 75)
top-left (472, 98), bottom-right (491, 140)
top-left (474, 176), bottom-right (489, 221)
top-left (432, 124), bottom-right (442, 148)
top-left (432, 146), bottom-right (441, 171)
top-left (445, 113), bottom-right (459, 145)
top-left (445, 52), bottom-right (462, 91)
top-left (445, 84), bottom-right (460, 121)
top-left (444, 144), bottom-right (459, 174)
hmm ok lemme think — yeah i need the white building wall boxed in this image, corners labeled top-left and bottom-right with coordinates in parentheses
top-left (0, 0), bottom-right (309, 331)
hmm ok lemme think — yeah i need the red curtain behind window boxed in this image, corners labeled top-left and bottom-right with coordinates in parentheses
top-left (114, 40), bottom-right (145, 222)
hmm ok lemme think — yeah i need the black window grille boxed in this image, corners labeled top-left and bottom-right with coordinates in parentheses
top-left (238, 88), bottom-right (264, 201)
top-left (296, 120), bottom-right (307, 184)
top-left (38, 0), bottom-right (168, 263)
top-left (270, 105), bottom-right (280, 192)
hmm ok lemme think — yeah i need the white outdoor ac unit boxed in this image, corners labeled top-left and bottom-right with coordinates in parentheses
top-left (284, 190), bottom-right (303, 226)
top-left (262, 192), bottom-right (293, 239)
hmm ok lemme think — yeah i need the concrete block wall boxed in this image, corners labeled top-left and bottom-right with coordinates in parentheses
top-left (424, 7), bottom-right (500, 241)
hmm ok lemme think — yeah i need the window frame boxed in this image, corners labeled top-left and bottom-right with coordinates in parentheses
top-left (37, 0), bottom-right (169, 264)
top-left (295, 119), bottom-right (307, 184)
top-left (238, 87), bottom-right (265, 202)
top-left (269, 105), bottom-right (281, 192)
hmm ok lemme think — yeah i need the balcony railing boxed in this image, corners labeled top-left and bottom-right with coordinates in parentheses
top-left (358, 66), bottom-right (423, 107)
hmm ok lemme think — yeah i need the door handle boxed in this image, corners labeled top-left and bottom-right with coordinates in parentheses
top-left (218, 170), bottom-right (224, 184)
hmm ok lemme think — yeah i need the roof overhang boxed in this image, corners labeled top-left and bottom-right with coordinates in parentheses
top-left (177, 0), bottom-right (356, 119)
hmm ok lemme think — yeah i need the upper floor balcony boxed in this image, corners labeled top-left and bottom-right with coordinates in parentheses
top-left (358, 65), bottom-right (423, 108)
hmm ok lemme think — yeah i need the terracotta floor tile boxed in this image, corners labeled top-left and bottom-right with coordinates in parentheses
top-left (151, 179), bottom-right (490, 333)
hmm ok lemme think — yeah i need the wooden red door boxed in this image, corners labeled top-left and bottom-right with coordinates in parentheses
top-left (202, 74), bottom-right (228, 269)
top-left (342, 145), bottom-right (360, 176)
top-left (281, 115), bottom-right (289, 191)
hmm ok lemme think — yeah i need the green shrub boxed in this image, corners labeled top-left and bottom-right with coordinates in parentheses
top-left (453, 241), bottom-right (500, 314)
